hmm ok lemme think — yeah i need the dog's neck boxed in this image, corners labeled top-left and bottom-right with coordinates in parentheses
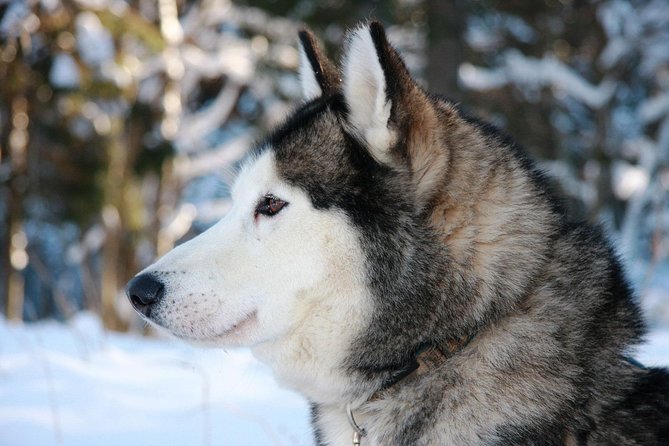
top-left (360, 335), bottom-right (476, 403)
top-left (343, 335), bottom-right (476, 444)
top-left (253, 330), bottom-right (475, 411)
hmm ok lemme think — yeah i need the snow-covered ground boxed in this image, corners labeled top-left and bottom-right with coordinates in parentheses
top-left (0, 314), bottom-right (311, 446)
top-left (1, 314), bottom-right (668, 446)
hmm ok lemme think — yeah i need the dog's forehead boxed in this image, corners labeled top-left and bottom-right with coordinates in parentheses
top-left (267, 102), bottom-right (356, 188)
top-left (239, 97), bottom-right (381, 214)
top-left (273, 104), bottom-right (346, 162)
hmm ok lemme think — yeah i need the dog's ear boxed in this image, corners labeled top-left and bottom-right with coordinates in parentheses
top-left (298, 29), bottom-right (339, 100)
top-left (342, 21), bottom-right (449, 203)
top-left (342, 22), bottom-right (395, 163)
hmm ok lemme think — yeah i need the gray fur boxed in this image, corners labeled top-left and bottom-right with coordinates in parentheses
top-left (265, 22), bottom-right (668, 445)
top-left (128, 21), bottom-right (669, 445)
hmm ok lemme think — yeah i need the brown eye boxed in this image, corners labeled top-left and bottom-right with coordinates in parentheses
top-left (255, 194), bottom-right (288, 217)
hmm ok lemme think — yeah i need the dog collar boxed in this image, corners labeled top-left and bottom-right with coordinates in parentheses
top-left (346, 336), bottom-right (474, 444)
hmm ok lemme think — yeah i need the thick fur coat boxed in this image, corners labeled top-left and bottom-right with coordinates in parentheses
top-left (127, 22), bottom-right (669, 445)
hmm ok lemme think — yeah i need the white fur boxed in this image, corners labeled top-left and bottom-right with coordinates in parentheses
top-left (342, 25), bottom-right (394, 163)
top-left (139, 150), bottom-right (371, 404)
top-left (298, 43), bottom-right (322, 100)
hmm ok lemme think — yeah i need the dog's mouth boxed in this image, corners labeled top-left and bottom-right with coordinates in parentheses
top-left (152, 307), bottom-right (258, 344)
top-left (214, 310), bottom-right (258, 339)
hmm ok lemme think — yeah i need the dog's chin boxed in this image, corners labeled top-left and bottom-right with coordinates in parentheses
top-left (159, 310), bottom-right (260, 347)
top-left (209, 310), bottom-right (259, 345)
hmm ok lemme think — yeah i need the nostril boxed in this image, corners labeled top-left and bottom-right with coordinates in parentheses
top-left (125, 274), bottom-right (164, 316)
top-left (130, 293), bottom-right (147, 310)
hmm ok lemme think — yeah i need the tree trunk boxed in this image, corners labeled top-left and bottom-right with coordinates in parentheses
top-left (425, 0), bottom-right (466, 100)
top-left (100, 121), bottom-right (128, 331)
top-left (4, 96), bottom-right (30, 321)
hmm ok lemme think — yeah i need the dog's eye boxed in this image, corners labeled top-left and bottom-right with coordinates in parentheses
top-left (255, 194), bottom-right (288, 217)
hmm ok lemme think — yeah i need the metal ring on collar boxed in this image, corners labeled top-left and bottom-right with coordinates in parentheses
top-left (346, 402), bottom-right (367, 438)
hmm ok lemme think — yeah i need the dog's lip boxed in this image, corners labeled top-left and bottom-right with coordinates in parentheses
top-left (214, 310), bottom-right (258, 338)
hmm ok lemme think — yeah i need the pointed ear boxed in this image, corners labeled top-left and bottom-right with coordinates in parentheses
top-left (342, 22), bottom-right (450, 203)
top-left (298, 29), bottom-right (339, 100)
top-left (342, 22), bottom-right (395, 163)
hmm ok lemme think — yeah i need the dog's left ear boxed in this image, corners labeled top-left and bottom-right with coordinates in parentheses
top-left (298, 29), bottom-right (339, 100)
top-left (342, 22), bottom-right (448, 203)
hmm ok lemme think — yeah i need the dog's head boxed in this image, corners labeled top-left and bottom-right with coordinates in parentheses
top-left (126, 22), bottom-right (460, 400)
top-left (127, 22), bottom-right (449, 342)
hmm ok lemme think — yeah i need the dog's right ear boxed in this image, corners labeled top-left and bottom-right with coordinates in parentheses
top-left (341, 22), bottom-right (451, 206)
top-left (298, 29), bottom-right (339, 100)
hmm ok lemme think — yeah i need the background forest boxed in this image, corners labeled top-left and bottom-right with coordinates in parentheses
top-left (1, 0), bottom-right (668, 330)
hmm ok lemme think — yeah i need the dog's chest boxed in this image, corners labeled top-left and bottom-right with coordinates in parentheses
top-left (312, 344), bottom-right (543, 445)
top-left (316, 401), bottom-right (486, 446)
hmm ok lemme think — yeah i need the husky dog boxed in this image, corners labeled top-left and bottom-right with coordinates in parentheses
top-left (126, 22), bottom-right (669, 445)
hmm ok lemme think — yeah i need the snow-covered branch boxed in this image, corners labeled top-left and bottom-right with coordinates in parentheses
top-left (459, 51), bottom-right (616, 109)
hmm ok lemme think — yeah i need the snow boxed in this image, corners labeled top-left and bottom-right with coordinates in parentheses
top-left (0, 0), bottom-right (29, 39)
top-left (49, 54), bottom-right (81, 89)
top-left (0, 313), bottom-right (311, 446)
top-left (75, 12), bottom-right (115, 68)
top-left (612, 161), bottom-right (649, 201)
top-left (458, 51), bottom-right (616, 109)
top-left (639, 92), bottom-right (669, 125)
top-left (1, 314), bottom-right (668, 446)
top-left (175, 81), bottom-right (245, 154)
top-left (638, 330), bottom-right (669, 368)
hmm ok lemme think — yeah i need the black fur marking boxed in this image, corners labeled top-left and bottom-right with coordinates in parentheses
top-left (309, 402), bottom-right (326, 446)
top-left (260, 94), bottom-right (348, 155)
top-left (595, 367), bottom-right (669, 444)
top-left (368, 21), bottom-right (404, 100)
top-left (298, 30), bottom-right (334, 95)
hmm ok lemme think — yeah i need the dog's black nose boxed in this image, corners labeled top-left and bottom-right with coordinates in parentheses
top-left (126, 274), bottom-right (164, 317)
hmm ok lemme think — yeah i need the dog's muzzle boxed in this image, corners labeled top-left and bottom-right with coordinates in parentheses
top-left (125, 274), bottom-right (164, 318)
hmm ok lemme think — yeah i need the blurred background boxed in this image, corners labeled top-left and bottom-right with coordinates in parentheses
top-left (1, 0), bottom-right (668, 330)
top-left (1, 2), bottom-right (668, 445)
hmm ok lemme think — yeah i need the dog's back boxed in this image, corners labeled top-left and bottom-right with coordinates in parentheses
top-left (434, 111), bottom-right (669, 443)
